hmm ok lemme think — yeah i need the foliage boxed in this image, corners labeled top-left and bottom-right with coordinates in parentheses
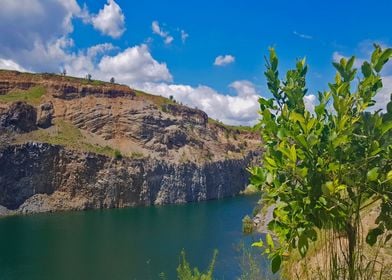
top-left (249, 45), bottom-right (392, 278)
top-left (238, 242), bottom-right (270, 280)
top-left (0, 86), bottom-right (46, 105)
top-left (177, 249), bottom-right (218, 280)
top-left (114, 149), bottom-right (123, 160)
top-left (242, 215), bottom-right (255, 234)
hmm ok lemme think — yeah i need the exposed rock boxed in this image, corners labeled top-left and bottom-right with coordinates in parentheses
top-left (0, 205), bottom-right (11, 216)
top-left (0, 143), bottom-right (256, 214)
top-left (0, 70), bottom-right (262, 216)
top-left (162, 126), bottom-right (189, 148)
top-left (36, 102), bottom-right (54, 128)
top-left (162, 103), bottom-right (208, 126)
top-left (0, 101), bottom-right (37, 132)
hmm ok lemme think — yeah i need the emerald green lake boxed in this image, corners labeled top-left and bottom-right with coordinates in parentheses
top-left (0, 195), bottom-right (268, 279)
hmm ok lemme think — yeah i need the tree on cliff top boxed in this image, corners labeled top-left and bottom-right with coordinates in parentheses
top-left (250, 45), bottom-right (392, 279)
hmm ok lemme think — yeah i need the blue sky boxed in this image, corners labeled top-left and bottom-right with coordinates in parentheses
top-left (0, 0), bottom-right (391, 124)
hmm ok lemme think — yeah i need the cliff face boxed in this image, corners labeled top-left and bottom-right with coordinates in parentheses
top-left (0, 70), bottom-right (260, 215)
top-left (0, 143), bottom-right (255, 214)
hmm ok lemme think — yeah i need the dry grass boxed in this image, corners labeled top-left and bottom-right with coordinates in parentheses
top-left (134, 89), bottom-right (175, 107)
top-left (281, 205), bottom-right (392, 280)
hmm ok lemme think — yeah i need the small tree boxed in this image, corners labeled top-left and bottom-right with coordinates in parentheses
top-left (110, 77), bottom-right (115, 83)
top-left (86, 73), bottom-right (92, 81)
top-left (250, 45), bottom-right (392, 278)
top-left (62, 68), bottom-right (67, 76)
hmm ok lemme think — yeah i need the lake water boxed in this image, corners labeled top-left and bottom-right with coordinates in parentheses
top-left (0, 195), bottom-right (270, 280)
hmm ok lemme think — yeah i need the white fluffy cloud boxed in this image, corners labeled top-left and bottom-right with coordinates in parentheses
top-left (137, 80), bottom-right (260, 125)
top-left (152, 21), bottom-right (173, 45)
top-left (0, 59), bottom-right (28, 72)
top-left (96, 45), bottom-right (172, 83)
top-left (91, 0), bottom-right (125, 38)
top-left (304, 94), bottom-right (317, 113)
top-left (0, 0), bottom-right (81, 60)
top-left (214, 55), bottom-right (235, 66)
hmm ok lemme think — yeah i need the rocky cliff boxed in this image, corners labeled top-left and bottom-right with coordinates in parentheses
top-left (0, 70), bottom-right (260, 216)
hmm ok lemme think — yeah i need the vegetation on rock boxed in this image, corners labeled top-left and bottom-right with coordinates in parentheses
top-left (0, 86), bottom-right (45, 105)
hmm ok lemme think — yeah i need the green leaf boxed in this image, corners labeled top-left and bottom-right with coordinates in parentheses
top-left (271, 254), bottom-right (282, 274)
top-left (251, 239), bottom-right (264, 248)
top-left (374, 48), bottom-right (392, 72)
top-left (277, 128), bottom-right (286, 139)
top-left (289, 145), bottom-right (297, 163)
top-left (335, 184), bottom-right (347, 193)
top-left (366, 227), bottom-right (384, 246)
top-left (380, 122), bottom-right (392, 136)
top-left (290, 111), bottom-right (305, 125)
top-left (319, 196), bottom-right (327, 206)
top-left (322, 181), bottom-right (334, 195)
top-left (298, 235), bottom-right (309, 257)
top-left (265, 157), bottom-right (277, 168)
top-left (266, 233), bottom-right (275, 250)
top-left (361, 61), bottom-right (372, 77)
top-left (367, 167), bottom-right (379, 182)
top-left (387, 170), bottom-right (392, 181)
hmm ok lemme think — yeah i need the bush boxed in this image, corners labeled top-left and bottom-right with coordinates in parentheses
top-left (249, 45), bottom-right (392, 277)
top-left (113, 149), bottom-right (122, 160)
top-left (177, 249), bottom-right (218, 280)
top-left (242, 215), bottom-right (254, 234)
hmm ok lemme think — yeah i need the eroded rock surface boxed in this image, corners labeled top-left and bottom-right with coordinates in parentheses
top-left (0, 143), bottom-right (257, 214)
top-left (0, 70), bottom-right (261, 215)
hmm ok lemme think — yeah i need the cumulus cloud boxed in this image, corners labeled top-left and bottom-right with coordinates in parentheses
top-left (0, 0), bottom-right (81, 59)
top-left (229, 80), bottom-right (258, 97)
top-left (91, 0), bottom-right (126, 38)
top-left (0, 59), bottom-right (28, 72)
top-left (152, 21), bottom-right (173, 45)
top-left (214, 55), bottom-right (235, 66)
top-left (96, 44), bottom-right (172, 83)
top-left (304, 94), bottom-right (317, 113)
top-left (137, 80), bottom-right (260, 125)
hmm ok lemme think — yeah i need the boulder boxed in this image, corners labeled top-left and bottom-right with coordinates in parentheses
top-left (37, 102), bottom-right (54, 128)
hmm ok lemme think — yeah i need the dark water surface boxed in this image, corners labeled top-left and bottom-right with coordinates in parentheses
top-left (0, 195), bottom-right (267, 280)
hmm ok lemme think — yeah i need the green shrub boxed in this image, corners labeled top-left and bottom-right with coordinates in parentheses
top-left (249, 45), bottom-right (392, 277)
top-left (113, 149), bottom-right (123, 159)
top-left (177, 249), bottom-right (218, 280)
top-left (242, 215), bottom-right (254, 234)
